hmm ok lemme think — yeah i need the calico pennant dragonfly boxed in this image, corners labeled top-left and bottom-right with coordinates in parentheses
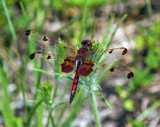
top-left (25, 30), bottom-right (134, 104)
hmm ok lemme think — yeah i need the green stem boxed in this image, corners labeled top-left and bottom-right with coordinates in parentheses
top-left (1, 0), bottom-right (17, 42)
top-left (18, 70), bottom-right (28, 120)
top-left (106, 14), bottom-right (127, 49)
top-left (0, 56), bottom-right (14, 127)
top-left (46, 111), bottom-right (56, 127)
top-left (26, 99), bottom-right (43, 127)
top-left (146, 0), bottom-right (153, 21)
top-left (50, 111), bottom-right (56, 127)
top-left (52, 78), bottom-right (60, 103)
top-left (19, 1), bottom-right (30, 28)
top-left (79, 0), bottom-right (88, 42)
top-left (36, 56), bottom-right (44, 89)
top-left (90, 92), bottom-right (101, 127)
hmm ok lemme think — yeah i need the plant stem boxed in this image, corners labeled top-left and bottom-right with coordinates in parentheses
top-left (146, 0), bottom-right (153, 21)
top-left (1, 0), bottom-right (17, 42)
top-left (90, 92), bottom-right (101, 127)
top-left (26, 99), bottom-right (43, 127)
top-left (46, 111), bottom-right (56, 127)
top-left (79, 0), bottom-right (88, 42)
top-left (52, 78), bottom-right (60, 103)
top-left (0, 56), bottom-right (14, 127)
top-left (49, 111), bottom-right (56, 127)
top-left (106, 14), bottom-right (127, 49)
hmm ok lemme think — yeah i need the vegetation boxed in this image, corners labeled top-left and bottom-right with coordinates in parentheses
top-left (0, 0), bottom-right (159, 126)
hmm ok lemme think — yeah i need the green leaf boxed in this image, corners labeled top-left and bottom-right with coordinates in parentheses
top-left (92, 90), bottom-right (112, 110)
top-left (135, 101), bottom-right (160, 123)
top-left (135, 36), bottom-right (145, 51)
top-left (123, 99), bottom-right (134, 112)
top-left (145, 50), bottom-right (159, 69)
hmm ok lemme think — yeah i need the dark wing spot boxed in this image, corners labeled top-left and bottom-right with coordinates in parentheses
top-left (25, 30), bottom-right (30, 37)
top-left (43, 36), bottom-right (48, 41)
top-left (127, 72), bottom-right (134, 79)
top-left (121, 48), bottom-right (127, 55)
top-left (30, 53), bottom-right (35, 60)
top-left (47, 55), bottom-right (51, 59)
top-left (110, 67), bottom-right (115, 72)
top-left (109, 49), bottom-right (113, 54)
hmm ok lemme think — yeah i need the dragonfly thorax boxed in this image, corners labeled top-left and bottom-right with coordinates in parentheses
top-left (77, 47), bottom-right (89, 58)
top-left (75, 55), bottom-right (85, 62)
top-left (81, 40), bottom-right (92, 48)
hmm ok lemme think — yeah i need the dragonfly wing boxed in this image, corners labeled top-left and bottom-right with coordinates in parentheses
top-left (101, 64), bottom-right (134, 79)
top-left (25, 30), bottom-right (52, 48)
top-left (61, 56), bottom-right (76, 73)
top-left (25, 30), bottom-right (77, 54)
top-left (95, 47), bottom-right (134, 79)
top-left (79, 59), bottom-right (94, 76)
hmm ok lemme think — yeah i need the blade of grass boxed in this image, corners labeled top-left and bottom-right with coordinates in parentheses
top-left (0, 56), bottom-right (14, 127)
top-left (18, 2), bottom-right (31, 119)
top-left (54, 79), bottom-right (71, 120)
top-left (135, 101), bottom-right (160, 123)
top-left (56, 102), bottom-right (68, 126)
top-left (101, 14), bottom-right (115, 50)
top-left (18, 70), bottom-right (28, 121)
top-left (61, 88), bottom-right (87, 127)
top-left (91, 20), bottom-right (95, 41)
top-left (31, 68), bottom-right (74, 81)
top-left (19, 1), bottom-right (30, 28)
top-left (1, 0), bottom-right (17, 42)
top-left (36, 103), bottom-right (43, 127)
top-left (146, 0), bottom-right (153, 21)
top-left (106, 14), bottom-right (127, 49)
top-left (38, 0), bottom-right (53, 31)
top-left (90, 92), bottom-right (101, 127)
top-left (46, 111), bottom-right (56, 127)
top-left (26, 99), bottom-right (43, 127)
top-left (92, 90), bottom-right (112, 110)
top-left (52, 79), bottom-right (60, 103)
top-left (79, 0), bottom-right (88, 42)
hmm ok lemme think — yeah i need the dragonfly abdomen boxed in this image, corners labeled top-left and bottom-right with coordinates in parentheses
top-left (69, 61), bottom-right (81, 104)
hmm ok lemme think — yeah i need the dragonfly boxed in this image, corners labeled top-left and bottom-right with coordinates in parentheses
top-left (25, 30), bottom-right (134, 104)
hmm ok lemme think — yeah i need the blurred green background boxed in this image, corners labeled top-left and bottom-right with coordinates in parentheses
top-left (0, 0), bottom-right (160, 127)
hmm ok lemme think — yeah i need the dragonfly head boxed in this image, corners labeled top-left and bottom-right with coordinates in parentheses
top-left (81, 40), bottom-right (92, 49)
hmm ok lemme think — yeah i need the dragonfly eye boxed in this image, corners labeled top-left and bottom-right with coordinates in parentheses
top-left (81, 40), bottom-right (92, 48)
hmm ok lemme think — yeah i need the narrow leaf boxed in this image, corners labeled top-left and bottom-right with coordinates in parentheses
top-left (92, 90), bottom-right (112, 110)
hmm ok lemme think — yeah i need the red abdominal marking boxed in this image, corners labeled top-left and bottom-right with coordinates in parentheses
top-left (74, 79), bottom-right (78, 84)
top-left (71, 90), bottom-right (75, 94)
top-left (75, 73), bottom-right (79, 77)
top-left (72, 85), bottom-right (77, 89)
